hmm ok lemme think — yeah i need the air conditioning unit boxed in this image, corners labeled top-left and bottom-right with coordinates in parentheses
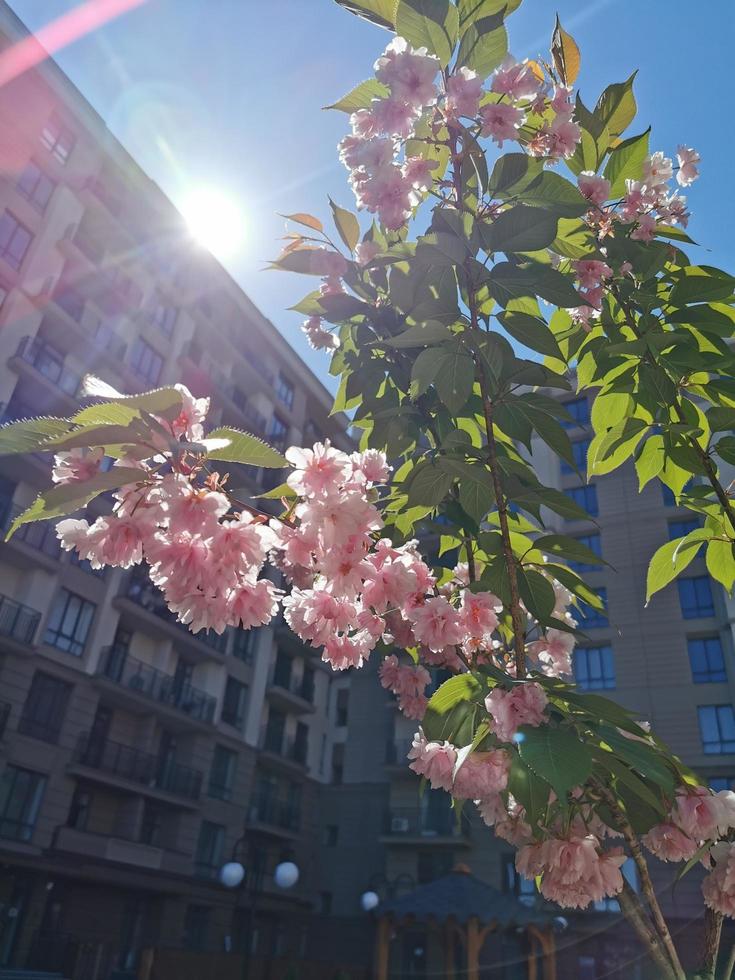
top-left (391, 816), bottom-right (410, 833)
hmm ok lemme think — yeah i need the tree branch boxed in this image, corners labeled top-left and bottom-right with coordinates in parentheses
top-left (698, 906), bottom-right (723, 979)
top-left (618, 882), bottom-right (678, 979)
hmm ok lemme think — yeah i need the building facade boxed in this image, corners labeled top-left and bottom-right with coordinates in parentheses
top-left (0, 3), bottom-right (354, 975)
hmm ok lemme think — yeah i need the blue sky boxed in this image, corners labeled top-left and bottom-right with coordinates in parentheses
top-left (9, 0), bottom-right (735, 387)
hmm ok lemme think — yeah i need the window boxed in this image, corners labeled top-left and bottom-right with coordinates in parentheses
top-left (67, 787), bottom-right (91, 830)
top-left (688, 636), bottom-right (727, 683)
top-left (662, 484), bottom-right (677, 507)
top-left (150, 296), bottom-right (178, 337)
top-left (564, 484), bottom-right (598, 517)
top-left (276, 372), bottom-right (295, 411)
top-left (561, 396), bottom-right (590, 428)
top-left (0, 765), bottom-right (46, 841)
top-left (576, 587), bottom-right (608, 629)
top-left (710, 777), bottom-right (734, 792)
top-left (194, 821), bottom-right (225, 877)
top-left (301, 665), bottom-right (315, 703)
top-left (668, 517), bottom-right (701, 540)
top-left (130, 337), bottom-right (163, 385)
top-left (503, 854), bottom-right (536, 906)
top-left (568, 532), bottom-right (602, 573)
top-left (44, 589), bottom-right (96, 655)
top-left (574, 645), bottom-right (615, 690)
top-left (269, 414), bottom-right (288, 452)
top-left (40, 113), bottom-right (75, 164)
top-left (139, 802), bottom-right (162, 846)
top-left (678, 577), bottom-right (716, 619)
top-left (17, 160), bottom-right (56, 213)
top-left (183, 905), bottom-right (210, 951)
top-left (208, 745), bottom-right (237, 801)
top-left (0, 211), bottom-right (32, 270)
top-left (561, 437), bottom-right (591, 475)
top-left (221, 677), bottom-right (248, 730)
top-left (232, 628), bottom-right (256, 662)
top-left (335, 688), bottom-right (349, 727)
top-left (323, 824), bottom-right (338, 846)
top-left (19, 671), bottom-right (72, 742)
top-left (699, 705), bottom-right (735, 754)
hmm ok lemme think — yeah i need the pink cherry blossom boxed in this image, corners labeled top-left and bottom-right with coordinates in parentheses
top-left (402, 155), bottom-right (437, 191)
top-left (408, 731), bottom-right (457, 792)
top-left (491, 57), bottom-right (542, 101)
top-left (578, 171), bottom-right (610, 206)
top-left (676, 145), bottom-right (700, 187)
top-left (478, 102), bottom-right (525, 147)
top-left (485, 682), bottom-right (549, 742)
top-left (702, 842), bottom-right (735, 917)
top-left (574, 259), bottom-right (613, 290)
top-left (643, 151), bottom-right (673, 188)
top-left (528, 628), bottom-right (575, 677)
top-left (302, 316), bottom-right (339, 351)
top-left (286, 442), bottom-right (352, 499)
top-left (643, 823), bottom-right (699, 863)
top-left (354, 241), bottom-right (381, 266)
top-left (170, 384), bottom-right (209, 442)
top-left (673, 787), bottom-right (725, 842)
top-left (460, 591), bottom-right (500, 640)
top-left (631, 213), bottom-right (657, 241)
top-left (52, 447), bottom-right (104, 486)
top-left (374, 37), bottom-right (439, 108)
top-left (453, 749), bottom-right (510, 800)
top-left (371, 97), bottom-right (419, 139)
top-left (445, 67), bottom-right (482, 121)
top-left (409, 596), bottom-right (464, 652)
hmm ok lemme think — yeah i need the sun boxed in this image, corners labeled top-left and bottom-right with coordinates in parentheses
top-left (181, 186), bottom-right (244, 258)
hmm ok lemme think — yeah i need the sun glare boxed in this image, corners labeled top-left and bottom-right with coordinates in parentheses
top-left (181, 186), bottom-right (244, 258)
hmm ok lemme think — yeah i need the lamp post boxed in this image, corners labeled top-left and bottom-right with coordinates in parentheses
top-left (360, 872), bottom-right (415, 912)
top-left (220, 835), bottom-right (299, 979)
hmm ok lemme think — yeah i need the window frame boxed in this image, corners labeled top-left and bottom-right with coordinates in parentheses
top-left (130, 336), bottom-right (163, 386)
top-left (574, 645), bottom-right (616, 690)
top-left (19, 671), bottom-right (72, 743)
top-left (564, 484), bottom-right (598, 517)
top-left (43, 588), bottom-right (96, 656)
top-left (576, 587), bottom-right (608, 629)
top-left (0, 210), bottom-right (33, 271)
top-left (0, 764), bottom-right (47, 841)
top-left (208, 745), bottom-right (237, 801)
top-left (221, 677), bottom-right (248, 730)
top-left (275, 372), bottom-right (295, 411)
top-left (194, 820), bottom-right (225, 877)
top-left (699, 705), bottom-right (735, 755)
top-left (16, 159), bottom-right (56, 213)
top-left (678, 576), bottom-right (716, 620)
top-left (40, 113), bottom-right (76, 165)
top-left (688, 635), bottom-right (727, 683)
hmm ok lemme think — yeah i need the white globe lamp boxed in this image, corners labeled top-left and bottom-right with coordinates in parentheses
top-left (220, 861), bottom-right (245, 889)
top-left (361, 890), bottom-right (380, 912)
top-left (274, 861), bottom-right (299, 889)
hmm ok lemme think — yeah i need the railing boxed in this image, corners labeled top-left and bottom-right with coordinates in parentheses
top-left (0, 701), bottom-right (10, 739)
top-left (123, 570), bottom-right (229, 653)
top-left (384, 806), bottom-right (471, 839)
top-left (248, 791), bottom-right (300, 832)
top-left (98, 646), bottom-right (217, 724)
top-left (263, 731), bottom-right (308, 766)
top-left (53, 284), bottom-right (86, 323)
top-left (270, 672), bottom-right (314, 704)
top-left (12, 336), bottom-right (81, 397)
top-left (384, 738), bottom-right (415, 765)
top-left (81, 175), bottom-right (124, 217)
top-left (0, 501), bottom-right (61, 559)
top-left (63, 222), bottom-right (104, 264)
top-left (73, 732), bottom-right (202, 800)
top-left (0, 592), bottom-right (41, 644)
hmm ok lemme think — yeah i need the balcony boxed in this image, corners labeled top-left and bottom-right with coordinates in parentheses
top-left (59, 222), bottom-right (105, 269)
top-left (0, 592), bottom-right (41, 646)
top-left (72, 732), bottom-right (202, 802)
top-left (96, 645), bottom-right (217, 726)
top-left (0, 701), bottom-right (10, 739)
top-left (0, 501), bottom-right (61, 567)
top-left (381, 806), bottom-right (471, 844)
top-left (261, 731), bottom-right (308, 771)
top-left (8, 336), bottom-right (81, 400)
top-left (247, 791), bottom-right (300, 835)
top-left (54, 825), bottom-right (190, 874)
top-left (266, 672), bottom-right (316, 715)
top-left (79, 175), bottom-right (125, 220)
top-left (49, 287), bottom-right (128, 362)
top-left (118, 570), bottom-right (229, 657)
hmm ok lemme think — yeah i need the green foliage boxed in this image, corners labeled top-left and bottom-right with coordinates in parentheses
top-left (205, 428), bottom-right (287, 467)
top-left (395, 0), bottom-right (459, 65)
top-left (455, 10), bottom-right (508, 77)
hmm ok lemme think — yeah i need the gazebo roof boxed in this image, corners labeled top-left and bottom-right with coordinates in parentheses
top-left (377, 865), bottom-right (550, 927)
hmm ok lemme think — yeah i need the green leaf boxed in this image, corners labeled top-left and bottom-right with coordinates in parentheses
top-left (518, 172), bottom-right (590, 218)
top-left (434, 344), bottom-right (475, 414)
top-left (669, 267), bottom-right (735, 306)
top-left (714, 436), bottom-right (735, 466)
top-left (488, 153), bottom-right (543, 197)
top-left (325, 77), bottom-right (389, 113)
top-left (329, 198), bottom-right (360, 252)
top-left (594, 72), bottom-right (637, 138)
top-left (517, 569), bottom-right (557, 621)
top-left (205, 427), bottom-right (287, 467)
top-left (459, 477), bottom-right (494, 524)
top-left (422, 674), bottom-right (481, 742)
top-left (6, 467), bottom-right (145, 539)
top-left (603, 129), bottom-right (650, 197)
top-left (334, 0), bottom-right (397, 29)
top-left (551, 15), bottom-right (580, 86)
top-left (0, 416), bottom-right (72, 456)
top-left (707, 407), bottom-right (735, 433)
top-left (403, 459), bottom-right (454, 508)
top-left (382, 322), bottom-right (454, 348)
top-left (255, 482), bottom-right (296, 500)
top-left (706, 538), bottom-right (735, 592)
top-left (534, 534), bottom-right (604, 568)
top-left (587, 418), bottom-right (648, 477)
top-left (635, 434), bottom-right (665, 490)
top-left (507, 755), bottom-right (551, 831)
top-left (458, 0), bottom-right (521, 31)
top-left (480, 205), bottom-right (559, 254)
top-left (498, 312), bottom-right (561, 358)
top-left (489, 262), bottom-right (583, 309)
top-left (415, 230), bottom-right (468, 266)
top-left (519, 725), bottom-right (592, 800)
top-left (455, 10), bottom-right (507, 77)
top-left (395, 0), bottom-right (459, 65)
top-left (272, 248), bottom-right (348, 276)
top-left (411, 346), bottom-right (448, 397)
top-left (646, 537), bottom-right (701, 603)
top-left (72, 386), bottom-right (185, 425)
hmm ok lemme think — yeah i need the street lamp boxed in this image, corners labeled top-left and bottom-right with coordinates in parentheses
top-left (220, 836), bottom-right (300, 979)
top-left (359, 872), bottom-right (415, 913)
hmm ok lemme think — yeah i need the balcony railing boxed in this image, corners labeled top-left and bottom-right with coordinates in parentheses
top-left (73, 732), bottom-right (202, 800)
top-left (0, 593), bottom-right (41, 645)
top-left (0, 701), bottom-right (10, 739)
top-left (262, 731), bottom-right (308, 766)
top-left (62, 222), bottom-right (105, 265)
top-left (81, 175), bottom-right (124, 218)
top-left (248, 791), bottom-right (300, 832)
top-left (384, 806), bottom-right (471, 839)
top-left (123, 570), bottom-right (229, 653)
top-left (270, 672), bottom-right (314, 704)
top-left (12, 336), bottom-right (81, 397)
top-left (0, 501), bottom-right (61, 560)
top-left (98, 646), bottom-right (217, 724)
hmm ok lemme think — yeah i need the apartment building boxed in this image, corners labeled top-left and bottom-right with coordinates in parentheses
top-left (323, 392), bottom-right (735, 978)
top-left (0, 3), bottom-right (354, 975)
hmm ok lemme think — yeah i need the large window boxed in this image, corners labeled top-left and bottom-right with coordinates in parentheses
top-left (561, 437), bottom-right (591, 475)
top-left (221, 677), bottom-right (248, 730)
top-left (0, 765), bottom-right (46, 841)
top-left (276, 372), bottom-right (295, 411)
top-left (574, 645), bottom-right (615, 690)
top-left (269, 414), bottom-right (288, 453)
top-left (44, 588), bottom-right (96, 655)
top-left (576, 587), bottom-right (608, 629)
top-left (564, 484), bottom-right (598, 517)
top-left (668, 517), bottom-right (701, 540)
top-left (678, 576), bottom-right (716, 620)
top-left (150, 295), bottom-right (178, 337)
top-left (232, 628), bottom-right (256, 663)
top-left (568, 532), bottom-right (602, 573)
top-left (208, 745), bottom-right (237, 801)
top-left (194, 820), bottom-right (225, 877)
top-left (699, 705), bottom-right (735, 754)
top-left (561, 396), bottom-right (590, 428)
top-left (130, 337), bottom-right (163, 385)
top-left (0, 211), bottom-right (32, 270)
top-left (17, 160), bottom-right (56, 213)
top-left (19, 671), bottom-right (72, 742)
top-left (688, 636), bottom-right (727, 683)
top-left (40, 112), bottom-right (75, 164)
